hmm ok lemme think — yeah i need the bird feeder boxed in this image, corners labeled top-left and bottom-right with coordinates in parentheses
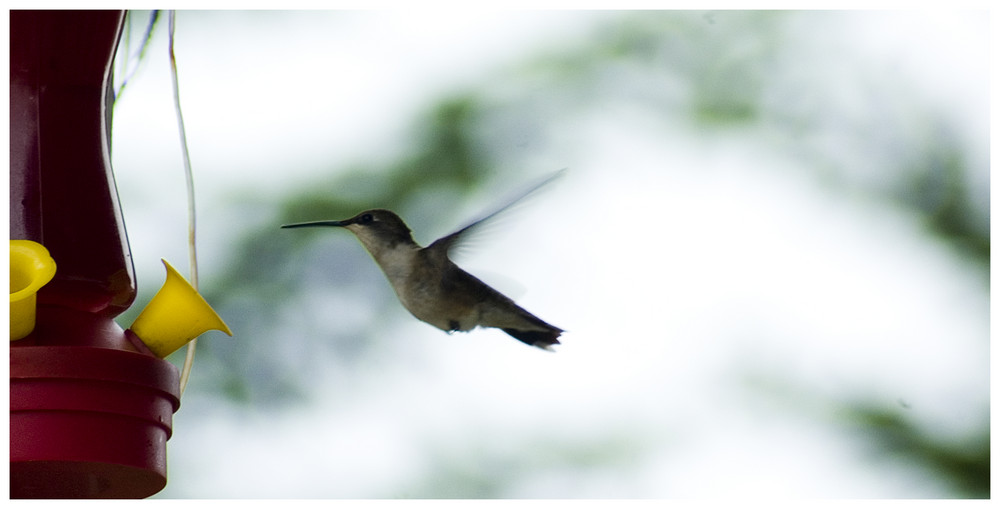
top-left (10, 10), bottom-right (231, 498)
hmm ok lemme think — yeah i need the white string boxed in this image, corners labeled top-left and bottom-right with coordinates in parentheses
top-left (168, 10), bottom-right (199, 396)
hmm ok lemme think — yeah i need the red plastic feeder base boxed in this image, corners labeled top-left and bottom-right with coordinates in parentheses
top-left (10, 346), bottom-right (180, 498)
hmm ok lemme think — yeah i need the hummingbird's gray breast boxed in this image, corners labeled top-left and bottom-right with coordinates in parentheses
top-left (398, 256), bottom-right (481, 332)
top-left (365, 244), bottom-right (469, 331)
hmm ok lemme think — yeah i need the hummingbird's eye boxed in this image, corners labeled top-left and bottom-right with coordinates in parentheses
top-left (359, 213), bottom-right (374, 224)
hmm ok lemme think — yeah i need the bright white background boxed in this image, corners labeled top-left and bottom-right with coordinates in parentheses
top-left (105, 9), bottom-right (989, 498)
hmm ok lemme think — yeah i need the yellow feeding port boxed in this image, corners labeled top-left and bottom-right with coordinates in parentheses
top-left (129, 259), bottom-right (232, 358)
top-left (10, 240), bottom-right (57, 340)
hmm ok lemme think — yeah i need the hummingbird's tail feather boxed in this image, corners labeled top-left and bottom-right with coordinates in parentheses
top-left (502, 327), bottom-right (562, 351)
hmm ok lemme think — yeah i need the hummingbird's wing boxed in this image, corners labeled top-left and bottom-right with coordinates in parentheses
top-left (427, 169), bottom-right (565, 256)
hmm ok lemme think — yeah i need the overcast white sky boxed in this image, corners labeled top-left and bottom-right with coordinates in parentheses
top-left (101, 10), bottom-right (989, 498)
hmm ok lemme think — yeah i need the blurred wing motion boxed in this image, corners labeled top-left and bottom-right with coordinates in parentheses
top-left (428, 169), bottom-right (566, 255)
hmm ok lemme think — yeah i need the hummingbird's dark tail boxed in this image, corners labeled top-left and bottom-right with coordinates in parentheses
top-left (502, 327), bottom-right (562, 351)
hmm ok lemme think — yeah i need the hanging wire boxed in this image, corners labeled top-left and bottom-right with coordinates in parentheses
top-left (168, 10), bottom-right (200, 395)
top-left (114, 10), bottom-right (161, 103)
top-left (114, 11), bottom-right (131, 95)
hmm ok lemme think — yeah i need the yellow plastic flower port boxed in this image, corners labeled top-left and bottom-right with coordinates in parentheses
top-left (129, 259), bottom-right (233, 358)
top-left (10, 240), bottom-right (58, 340)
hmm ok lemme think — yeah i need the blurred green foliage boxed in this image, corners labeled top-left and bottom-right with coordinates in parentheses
top-left (845, 404), bottom-right (989, 498)
top-left (122, 10), bottom-right (986, 498)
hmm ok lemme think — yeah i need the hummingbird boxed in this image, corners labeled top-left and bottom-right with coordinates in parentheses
top-left (281, 172), bottom-right (564, 350)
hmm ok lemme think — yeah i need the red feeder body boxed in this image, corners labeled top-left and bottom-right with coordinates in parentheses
top-left (10, 10), bottom-right (182, 498)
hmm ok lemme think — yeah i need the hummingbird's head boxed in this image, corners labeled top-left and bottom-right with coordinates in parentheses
top-left (282, 209), bottom-right (417, 252)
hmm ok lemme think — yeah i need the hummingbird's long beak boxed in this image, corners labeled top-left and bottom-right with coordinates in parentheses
top-left (280, 219), bottom-right (349, 229)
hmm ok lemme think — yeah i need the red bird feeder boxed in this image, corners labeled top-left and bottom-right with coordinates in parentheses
top-left (9, 10), bottom-right (230, 498)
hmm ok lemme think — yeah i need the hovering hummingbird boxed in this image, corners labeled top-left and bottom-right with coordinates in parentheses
top-left (281, 172), bottom-right (564, 350)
